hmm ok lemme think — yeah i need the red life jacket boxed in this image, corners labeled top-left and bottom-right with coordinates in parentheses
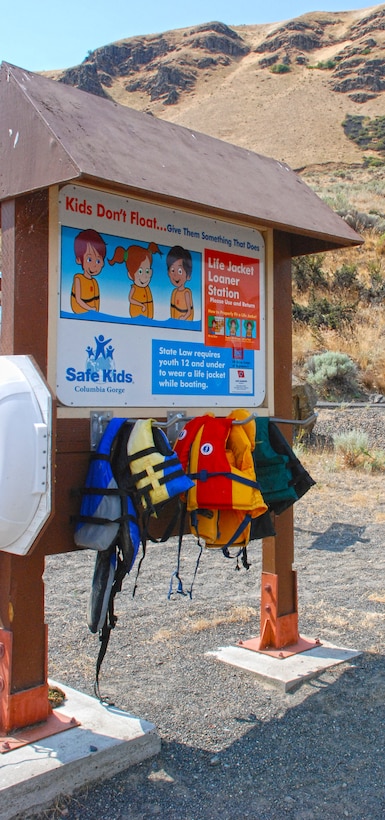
top-left (174, 409), bottom-right (267, 549)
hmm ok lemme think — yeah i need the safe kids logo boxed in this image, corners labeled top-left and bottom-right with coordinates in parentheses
top-left (65, 333), bottom-right (133, 390)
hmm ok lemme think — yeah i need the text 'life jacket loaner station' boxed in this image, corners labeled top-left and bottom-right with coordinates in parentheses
top-left (0, 62), bottom-right (362, 738)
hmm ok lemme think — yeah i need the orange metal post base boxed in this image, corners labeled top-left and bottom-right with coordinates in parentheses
top-left (0, 627), bottom-right (79, 747)
top-left (0, 628), bottom-right (50, 734)
top-left (238, 571), bottom-right (320, 657)
top-left (0, 710), bottom-right (80, 753)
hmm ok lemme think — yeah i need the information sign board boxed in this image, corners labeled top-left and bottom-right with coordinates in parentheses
top-left (57, 185), bottom-right (265, 407)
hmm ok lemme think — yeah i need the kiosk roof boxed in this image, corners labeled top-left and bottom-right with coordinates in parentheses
top-left (0, 62), bottom-right (362, 255)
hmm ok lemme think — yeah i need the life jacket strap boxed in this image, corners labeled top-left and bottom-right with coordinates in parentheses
top-left (126, 445), bottom-right (158, 463)
top-left (94, 545), bottom-right (131, 703)
top-left (189, 469), bottom-right (261, 491)
top-left (129, 461), bottom-right (183, 487)
top-left (76, 511), bottom-right (138, 527)
top-left (221, 513), bottom-right (252, 551)
top-left (127, 451), bottom-right (180, 472)
top-left (168, 502), bottom-right (203, 600)
top-left (132, 530), bottom-right (147, 599)
top-left (79, 486), bottom-right (126, 497)
top-left (133, 467), bottom-right (186, 498)
top-left (71, 291), bottom-right (100, 305)
top-left (170, 302), bottom-right (193, 314)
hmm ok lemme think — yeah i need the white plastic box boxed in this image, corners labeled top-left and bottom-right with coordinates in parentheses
top-left (0, 356), bottom-right (52, 555)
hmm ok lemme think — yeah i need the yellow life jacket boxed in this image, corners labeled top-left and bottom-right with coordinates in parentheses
top-left (170, 287), bottom-right (194, 320)
top-left (174, 409), bottom-right (267, 549)
top-left (71, 273), bottom-right (100, 313)
top-left (126, 418), bottom-right (194, 515)
top-left (129, 285), bottom-right (153, 318)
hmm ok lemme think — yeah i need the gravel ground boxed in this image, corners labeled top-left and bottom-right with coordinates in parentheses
top-left (25, 408), bottom-right (385, 820)
top-left (310, 404), bottom-right (385, 450)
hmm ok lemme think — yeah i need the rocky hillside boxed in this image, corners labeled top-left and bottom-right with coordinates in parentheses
top-left (46, 5), bottom-right (385, 171)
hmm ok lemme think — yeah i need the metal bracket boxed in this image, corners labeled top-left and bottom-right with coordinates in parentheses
top-left (166, 411), bottom-right (186, 444)
top-left (90, 411), bottom-right (112, 450)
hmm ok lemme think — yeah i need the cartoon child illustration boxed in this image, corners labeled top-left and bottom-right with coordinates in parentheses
top-left (167, 246), bottom-right (194, 321)
top-left (108, 242), bottom-right (161, 319)
top-left (71, 229), bottom-right (106, 314)
top-left (227, 318), bottom-right (239, 337)
top-left (244, 320), bottom-right (255, 339)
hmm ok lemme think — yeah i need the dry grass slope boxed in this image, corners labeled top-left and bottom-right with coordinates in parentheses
top-left (292, 224), bottom-right (385, 394)
top-left (47, 5), bottom-right (385, 169)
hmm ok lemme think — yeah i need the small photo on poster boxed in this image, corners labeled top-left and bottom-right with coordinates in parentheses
top-left (207, 315), bottom-right (225, 336)
top-left (226, 317), bottom-right (240, 339)
top-left (242, 319), bottom-right (257, 340)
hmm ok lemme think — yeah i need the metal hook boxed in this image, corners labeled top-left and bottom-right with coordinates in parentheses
top-left (169, 411), bottom-right (318, 428)
top-left (90, 410), bottom-right (186, 449)
top-left (90, 410), bottom-right (317, 449)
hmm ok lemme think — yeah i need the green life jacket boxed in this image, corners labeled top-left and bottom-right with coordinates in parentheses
top-left (253, 417), bottom-right (298, 508)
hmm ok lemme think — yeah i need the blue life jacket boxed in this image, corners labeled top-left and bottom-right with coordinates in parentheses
top-left (74, 418), bottom-right (140, 700)
top-left (74, 417), bottom-right (139, 554)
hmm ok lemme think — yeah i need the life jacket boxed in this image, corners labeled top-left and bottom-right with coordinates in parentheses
top-left (75, 417), bottom-right (194, 699)
top-left (74, 417), bottom-right (139, 554)
top-left (174, 409), bottom-right (268, 551)
top-left (251, 417), bottom-right (316, 519)
top-left (265, 419), bottom-right (316, 510)
top-left (252, 417), bottom-right (298, 510)
top-left (129, 285), bottom-right (153, 318)
top-left (74, 417), bottom-right (141, 700)
top-left (71, 273), bottom-right (100, 313)
top-left (170, 287), bottom-right (194, 320)
top-left (125, 418), bottom-right (194, 516)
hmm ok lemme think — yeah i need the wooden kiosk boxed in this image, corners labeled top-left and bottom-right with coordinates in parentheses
top-left (0, 62), bottom-right (362, 736)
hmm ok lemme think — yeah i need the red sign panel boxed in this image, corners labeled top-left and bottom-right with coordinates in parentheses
top-left (204, 249), bottom-right (260, 351)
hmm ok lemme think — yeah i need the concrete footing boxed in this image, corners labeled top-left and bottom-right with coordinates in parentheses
top-left (0, 680), bottom-right (160, 820)
top-left (207, 640), bottom-right (362, 691)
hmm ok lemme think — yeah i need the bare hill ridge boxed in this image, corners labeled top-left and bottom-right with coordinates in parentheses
top-left (45, 5), bottom-right (385, 170)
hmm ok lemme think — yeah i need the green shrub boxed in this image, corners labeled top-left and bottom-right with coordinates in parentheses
top-left (361, 267), bottom-right (385, 302)
top-left (306, 352), bottom-right (360, 399)
top-left (343, 114), bottom-right (385, 156)
top-left (364, 155), bottom-right (385, 168)
top-left (333, 429), bottom-right (370, 468)
top-left (342, 114), bottom-right (371, 147)
top-left (315, 59), bottom-right (336, 70)
top-left (270, 64), bottom-right (291, 74)
top-left (292, 255), bottom-right (327, 292)
top-left (307, 351), bottom-right (356, 384)
top-left (332, 264), bottom-right (361, 292)
top-left (292, 296), bottom-right (355, 329)
top-left (333, 430), bottom-right (385, 471)
top-left (292, 302), bottom-right (313, 323)
top-left (309, 297), bottom-right (355, 329)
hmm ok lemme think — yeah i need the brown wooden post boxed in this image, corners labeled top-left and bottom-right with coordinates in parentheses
top-left (259, 231), bottom-right (299, 650)
top-left (239, 233), bottom-right (320, 655)
top-left (0, 191), bottom-right (51, 733)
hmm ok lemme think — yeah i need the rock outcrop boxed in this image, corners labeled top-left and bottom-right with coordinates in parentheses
top-left (59, 22), bottom-right (249, 105)
top-left (292, 377), bottom-right (318, 434)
